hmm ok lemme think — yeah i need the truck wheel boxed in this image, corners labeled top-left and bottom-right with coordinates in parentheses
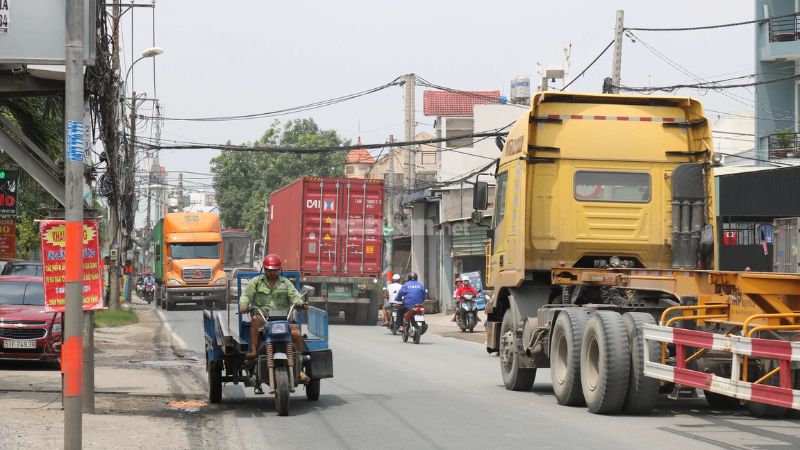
top-left (274, 366), bottom-right (290, 416)
top-left (366, 293), bottom-right (380, 326)
top-left (306, 379), bottom-right (320, 401)
top-left (581, 311), bottom-right (630, 414)
top-left (208, 361), bottom-right (222, 404)
top-left (499, 309), bottom-right (536, 391)
top-left (621, 312), bottom-right (659, 414)
top-left (550, 308), bottom-right (587, 405)
top-left (165, 291), bottom-right (174, 311)
top-left (746, 361), bottom-right (788, 419)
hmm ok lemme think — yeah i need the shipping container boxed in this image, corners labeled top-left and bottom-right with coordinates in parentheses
top-left (773, 217), bottom-right (800, 273)
top-left (266, 177), bottom-right (384, 324)
top-left (268, 177), bottom-right (384, 277)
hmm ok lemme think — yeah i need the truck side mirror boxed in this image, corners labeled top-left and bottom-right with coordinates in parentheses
top-left (302, 285), bottom-right (315, 295)
top-left (473, 181), bottom-right (489, 211)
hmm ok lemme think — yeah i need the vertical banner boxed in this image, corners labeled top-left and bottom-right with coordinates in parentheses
top-left (40, 219), bottom-right (103, 312)
top-left (0, 168), bottom-right (19, 218)
top-left (0, 217), bottom-right (14, 258)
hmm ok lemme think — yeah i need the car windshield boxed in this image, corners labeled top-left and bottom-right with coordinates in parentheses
top-left (169, 243), bottom-right (220, 259)
top-left (0, 282), bottom-right (45, 306)
top-left (2, 263), bottom-right (42, 276)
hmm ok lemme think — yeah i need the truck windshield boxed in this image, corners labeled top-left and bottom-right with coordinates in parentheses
top-left (169, 243), bottom-right (220, 259)
top-left (574, 171), bottom-right (651, 203)
top-left (223, 236), bottom-right (252, 266)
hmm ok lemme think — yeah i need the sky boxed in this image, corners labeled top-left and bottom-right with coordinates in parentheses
top-left (118, 0), bottom-right (757, 203)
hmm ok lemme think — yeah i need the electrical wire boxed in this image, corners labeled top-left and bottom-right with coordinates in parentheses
top-left (625, 12), bottom-right (799, 32)
top-left (561, 41), bottom-right (614, 91)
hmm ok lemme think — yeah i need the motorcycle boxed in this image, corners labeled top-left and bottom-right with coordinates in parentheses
top-left (144, 281), bottom-right (155, 304)
top-left (135, 280), bottom-right (145, 299)
top-left (388, 302), bottom-right (402, 335)
top-left (456, 293), bottom-right (479, 333)
top-left (401, 304), bottom-right (428, 344)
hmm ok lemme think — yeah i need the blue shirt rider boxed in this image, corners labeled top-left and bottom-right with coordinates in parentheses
top-left (395, 273), bottom-right (425, 329)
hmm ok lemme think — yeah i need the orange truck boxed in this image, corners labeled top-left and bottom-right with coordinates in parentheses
top-left (153, 212), bottom-right (228, 310)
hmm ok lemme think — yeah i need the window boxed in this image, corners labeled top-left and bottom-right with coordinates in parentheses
top-left (345, 166), bottom-right (355, 175)
top-left (445, 118), bottom-right (474, 149)
top-left (493, 172), bottom-right (509, 227)
top-left (169, 243), bottom-right (220, 259)
top-left (421, 151), bottom-right (436, 165)
top-left (574, 171), bottom-right (651, 203)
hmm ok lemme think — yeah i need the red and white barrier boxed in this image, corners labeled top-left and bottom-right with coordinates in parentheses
top-left (643, 324), bottom-right (800, 410)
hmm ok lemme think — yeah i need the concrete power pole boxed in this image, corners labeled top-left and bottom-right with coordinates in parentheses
top-left (610, 10), bottom-right (624, 94)
top-left (177, 172), bottom-right (184, 211)
top-left (384, 135), bottom-right (396, 277)
top-left (64, 0), bottom-right (85, 447)
top-left (404, 73), bottom-right (416, 190)
top-left (108, 0), bottom-right (122, 311)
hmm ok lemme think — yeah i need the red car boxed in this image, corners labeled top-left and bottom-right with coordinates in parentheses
top-left (0, 277), bottom-right (62, 366)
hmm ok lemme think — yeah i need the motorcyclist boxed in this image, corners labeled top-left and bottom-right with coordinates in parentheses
top-left (382, 274), bottom-right (403, 327)
top-left (395, 272), bottom-right (426, 332)
top-left (453, 275), bottom-right (479, 322)
top-left (239, 254), bottom-right (308, 381)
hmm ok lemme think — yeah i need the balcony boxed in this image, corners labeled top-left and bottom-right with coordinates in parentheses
top-left (767, 132), bottom-right (800, 159)
top-left (769, 16), bottom-right (800, 42)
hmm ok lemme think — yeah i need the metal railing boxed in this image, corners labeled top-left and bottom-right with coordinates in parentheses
top-left (767, 132), bottom-right (800, 159)
top-left (769, 16), bottom-right (800, 42)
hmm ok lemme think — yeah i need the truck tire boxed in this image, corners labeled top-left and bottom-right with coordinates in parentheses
top-left (746, 361), bottom-right (788, 419)
top-left (306, 379), bottom-right (320, 401)
top-left (208, 361), bottom-right (222, 404)
top-left (550, 308), bottom-right (587, 405)
top-left (274, 366), bottom-right (290, 416)
top-left (703, 390), bottom-right (741, 410)
top-left (165, 291), bottom-right (175, 311)
top-left (500, 309), bottom-right (536, 391)
top-left (621, 312), bottom-right (659, 414)
top-left (581, 311), bottom-right (630, 414)
top-left (366, 292), bottom-right (380, 326)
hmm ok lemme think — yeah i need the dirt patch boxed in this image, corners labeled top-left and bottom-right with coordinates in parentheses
top-left (0, 302), bottom-right (226, 449)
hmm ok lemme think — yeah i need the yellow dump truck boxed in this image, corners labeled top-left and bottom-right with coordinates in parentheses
top-left (473, 92), bottom-right (800, 417)
top-left (154, 212), bottom-right (228, 310)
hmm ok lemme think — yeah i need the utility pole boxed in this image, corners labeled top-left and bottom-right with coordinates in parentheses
top-left (108, 0), bottom-right (122, 311)
top-left (64, 0), bottom-right (85, 446)
top-left (404, 73), bottom-right (416, 190)
top-left (384, 135), bottom-right (396, 277)
top-left (177, 172), bottom-right (184, 211)
top-left (610, 10), bottom-right (624, 94)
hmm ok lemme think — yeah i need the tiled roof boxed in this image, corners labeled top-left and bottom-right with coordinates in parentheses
top-left (345, 138), bottom-right (375, 164)
top-left (423, 90), bottom-right (500, 116)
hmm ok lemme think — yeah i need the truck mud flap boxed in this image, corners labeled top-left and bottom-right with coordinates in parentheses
top-left (307, 349), bottom-right (333, 379)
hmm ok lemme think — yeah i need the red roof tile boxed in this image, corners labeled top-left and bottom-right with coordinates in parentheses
top-left (345, 138), bottom-right (375, 164)
top-left (423, 90), bottom-right (500, 116)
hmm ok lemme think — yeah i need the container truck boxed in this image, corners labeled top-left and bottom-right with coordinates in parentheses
top-left (154, 212), bottom-right (228, 310)
top-left (264, 177), bottom-right (384, 325)
top-left (472, 91), bottom-right (800, 417)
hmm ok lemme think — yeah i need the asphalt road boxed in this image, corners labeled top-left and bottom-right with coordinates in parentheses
top-left (156, 302), bottom-right (800, 450)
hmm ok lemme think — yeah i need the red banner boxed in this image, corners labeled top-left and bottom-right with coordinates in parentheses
top-left (40, 219), bottom-right (103, 312)
top-left (0, 218), bottom-right (14, 259)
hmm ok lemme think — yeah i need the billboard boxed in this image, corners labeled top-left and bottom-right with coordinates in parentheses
top-left (0, 169), bottom-right (18, 218)
top-left (0, 218), bottom-right (14, 258)
top-left (40, 219), bottom-right (103, 312)
top-left (0, 0), bottom-right (96, 64)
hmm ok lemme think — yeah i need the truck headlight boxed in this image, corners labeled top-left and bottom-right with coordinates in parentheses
top-left (214, 278), bottom-right (227, 285)
top-left (167, 278), bottom-right (182, 286)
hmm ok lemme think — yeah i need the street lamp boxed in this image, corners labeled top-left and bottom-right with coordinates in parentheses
top-left (123, 47), bottom-right (164, 88)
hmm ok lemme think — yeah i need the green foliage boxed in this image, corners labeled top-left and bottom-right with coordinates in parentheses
top-left (211, 119), bottom-right (348, 236)
top-left (773, 127), bottom-right (796, 148)
top-left (0, 97), bottom-right (64, 258)
top-left (94, 308), bottom-right (138, 328)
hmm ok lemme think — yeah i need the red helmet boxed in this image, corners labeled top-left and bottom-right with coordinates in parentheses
top-left (263, 254), bottom-right (282, 270)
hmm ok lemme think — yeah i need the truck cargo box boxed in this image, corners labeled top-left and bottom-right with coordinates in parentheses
top-left (268, 177), bottom-right (384, 277)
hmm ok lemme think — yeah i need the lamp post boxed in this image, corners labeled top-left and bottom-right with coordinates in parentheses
top-left (109, 46), bottom-right (164, 310)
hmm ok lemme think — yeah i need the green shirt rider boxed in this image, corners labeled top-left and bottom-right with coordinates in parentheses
top-left (239, 254), bottom-right (308, 382)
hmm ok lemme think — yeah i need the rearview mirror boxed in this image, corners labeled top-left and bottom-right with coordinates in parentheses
top-left (473, 181), bottom-right (489, 211)
top-left (302, 285), bottom-right (315, 295)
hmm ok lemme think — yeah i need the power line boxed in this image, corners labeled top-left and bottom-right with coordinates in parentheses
top-left (155, 77), bottom-right (403, 122)
top-left (561, 40), bottom-right (614, 91)
top-left (625, 12), bottom-right (799, 32)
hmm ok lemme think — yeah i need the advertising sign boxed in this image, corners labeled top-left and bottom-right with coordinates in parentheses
top-left (0, 169), bottom-right (18, 218)
top-left (0, 217), bottom-right (14, 258)
top-left (40, 219), bottom-right (103, 312)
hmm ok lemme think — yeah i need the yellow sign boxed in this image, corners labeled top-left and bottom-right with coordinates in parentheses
top-left (324, 218), bottom-right (333, 224)
top-left (42, 224), bottom-right (96, 247)
top-left (365, 245), bottom-right (373, 254)
top-left (323, 233), bottom-right (332, 241)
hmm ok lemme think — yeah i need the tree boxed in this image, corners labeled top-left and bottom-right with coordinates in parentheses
top-left (211, 118), bottom-right (348, 237)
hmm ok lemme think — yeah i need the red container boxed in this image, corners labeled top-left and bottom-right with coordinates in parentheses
top-left (268, 177), bottom-right (384, 277)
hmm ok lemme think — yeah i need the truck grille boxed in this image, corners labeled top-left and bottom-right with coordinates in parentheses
top-left (0, 328), bottom-right (47, 339)
top-left (183, 267), bottom-right (212, 282)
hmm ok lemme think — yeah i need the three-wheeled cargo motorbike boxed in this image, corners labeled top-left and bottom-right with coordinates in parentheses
top-left (203, 272), bottom-right (333, 416)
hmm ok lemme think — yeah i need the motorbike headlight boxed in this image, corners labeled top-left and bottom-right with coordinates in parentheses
top-left (52, 323), bottom-right (62, 334)
top-left (167, 278), bottom-right (182, 286)
top-left (213, 277), bottom-right (227, 285)
top-left (270, 322), bottom-right (288, 335)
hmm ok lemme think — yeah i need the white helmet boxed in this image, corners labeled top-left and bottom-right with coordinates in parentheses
top-left (460, 275), bottom-right (471, 283)
top-left (392, 274), bottom-right (401, 281)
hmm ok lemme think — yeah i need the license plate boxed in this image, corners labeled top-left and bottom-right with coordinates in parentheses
top-left (414, 315), bottom-right (425, 322)
top-left (3, 340), bottom-right (36, 349)
top-left (391, 312), bottom-right (397, 319)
